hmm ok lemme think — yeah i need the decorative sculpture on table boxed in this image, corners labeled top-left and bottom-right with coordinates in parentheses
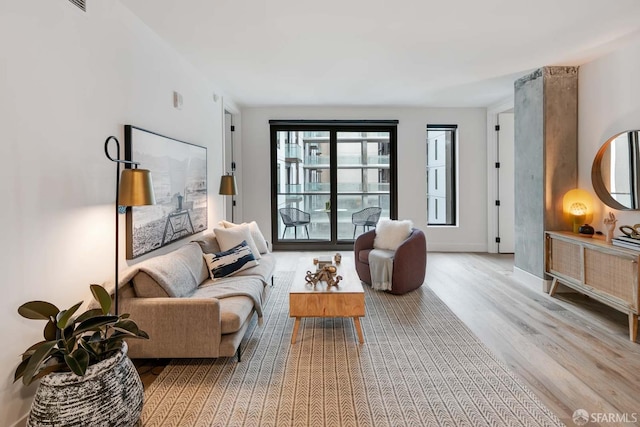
top-left (305, 265), bottom-right (342, 289)
top-left (619, 224), bottom-right (640, 239)
top-left (603, 212), bottom-right (618, 243)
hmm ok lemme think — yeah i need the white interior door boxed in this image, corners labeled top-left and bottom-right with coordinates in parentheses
top-left (498, 112), bottom-right (515, 253)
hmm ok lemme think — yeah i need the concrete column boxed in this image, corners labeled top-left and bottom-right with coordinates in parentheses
top-left (514, 66), bottom-right (578, 282)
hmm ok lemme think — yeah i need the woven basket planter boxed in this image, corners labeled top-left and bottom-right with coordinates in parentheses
top-left (27, 342), bottom-right (143, 427)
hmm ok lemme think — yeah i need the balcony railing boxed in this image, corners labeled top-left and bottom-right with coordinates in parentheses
top-left (285, 144), bottom-right (302, 160)
top-left (282, 184), bottom-right (302, 193)
top-left (280, 182), bottom-right (390, 193)
top-left (305, 155), bottom-right (330, 165)
top-left (302, 155), bottom-right (391, 167)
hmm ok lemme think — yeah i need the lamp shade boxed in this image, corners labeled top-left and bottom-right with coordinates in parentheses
top-left (563, 188), bottom-right (593, 232)
top-left (119, 168), bottom-right (156, 206)
top-left (219, 174), bottom-right (237, 196)
top-left (562, 189), bottom-right (593, 216)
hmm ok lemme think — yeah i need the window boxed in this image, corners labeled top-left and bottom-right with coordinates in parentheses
top-left (270, 120), bottom-right (398, 249)
top-left (426, 125), bottom-right (456, 225)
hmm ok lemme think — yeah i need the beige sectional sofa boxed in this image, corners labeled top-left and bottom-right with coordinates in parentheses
top-left (118, 233), bottom-right (275, 361)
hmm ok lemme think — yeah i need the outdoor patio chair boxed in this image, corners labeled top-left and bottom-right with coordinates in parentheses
top-left (279, 207), bottom-right (311, 239)
top-left (352, 207), bottom-right (382, 238)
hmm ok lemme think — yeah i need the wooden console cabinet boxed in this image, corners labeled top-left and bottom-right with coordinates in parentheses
top-left (545, 231), bottom-right (639, 341)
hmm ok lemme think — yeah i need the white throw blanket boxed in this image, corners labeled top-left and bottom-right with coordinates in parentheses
top-left (369, 249), bottom-right (395, 291)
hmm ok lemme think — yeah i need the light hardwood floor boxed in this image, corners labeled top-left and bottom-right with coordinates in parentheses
top-left (136, 251), bottom-right (640, 426)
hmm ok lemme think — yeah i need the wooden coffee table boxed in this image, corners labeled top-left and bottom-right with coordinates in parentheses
top-left (289, 257), bottom-right (365, 344)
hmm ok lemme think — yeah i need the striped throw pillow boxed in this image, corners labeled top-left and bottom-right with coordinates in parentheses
top-left (203, 240), bottom-right (259, 279)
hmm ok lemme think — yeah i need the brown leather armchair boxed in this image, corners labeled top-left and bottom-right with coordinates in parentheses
top-left (354, 228), bottom-right (427, 295)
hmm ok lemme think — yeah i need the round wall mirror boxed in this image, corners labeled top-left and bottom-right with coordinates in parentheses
top-left (592, 130), bottom-right (640, 210)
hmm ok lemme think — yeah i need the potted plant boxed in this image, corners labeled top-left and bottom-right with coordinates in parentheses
top-left (15, 284), bottom-right (149, 427)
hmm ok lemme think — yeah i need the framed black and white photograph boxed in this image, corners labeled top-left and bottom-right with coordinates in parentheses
top-left (125, 125), bottom-right (207, 258)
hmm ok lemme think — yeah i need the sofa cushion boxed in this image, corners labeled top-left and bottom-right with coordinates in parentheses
top-left (203, 241), bottom-right (259, 279)
top-left (373, 219), bottom-right (413, 250)
top-left (214, 226), bottom-right (262, 260)
top-left (131, 272), bottom-right (170, 297)
top-left (132, 242), bottom-right (207, 298)
top-left (193, 276), bottom-right (265, 334)
top-left (219, 220), bottom-right (269, 254)
top-left (193, 233), bottom-right (221, 254)
top-left (232, 252), bottom-right (275, 285)
top-left (218, 296), bottom-right (255, 334)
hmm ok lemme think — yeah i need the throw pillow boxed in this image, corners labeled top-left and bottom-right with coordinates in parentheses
top-left (213, 225), bottom-right (262, 259)
top-left (373, 218), bottom-right (413, 250)
top-left (192, 232), bottom-right (221, 254)
top-left (203, 241), bottom-right (259, 279)
top-left (218, 220), bottom-right (269, 254)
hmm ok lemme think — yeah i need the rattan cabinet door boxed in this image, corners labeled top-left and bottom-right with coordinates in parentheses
top-left (548, 237), bottom-right (582, 283)
top-left (584, 248), bottom-right (638, 311)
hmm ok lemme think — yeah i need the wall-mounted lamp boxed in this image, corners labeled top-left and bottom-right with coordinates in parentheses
top-left (105, 136), bottom-right (156, 315)
top-left (563, 189), bottom-right (593, 233)
top-left (219, 173), bottom-right (237, 222)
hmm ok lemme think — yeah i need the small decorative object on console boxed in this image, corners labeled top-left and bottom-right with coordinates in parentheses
top-left (603, 212), bottom-right (617, 243)
top-left (619, 223), bottom-right (640, 239)
top-left (313, 256), bottom-right (333, 269)
top-left (305, 265), bottom-right (343, 289)
top-left (334, 253), bottom-right (342, 264)
top-left (578, 224), bottom-right (594, 236)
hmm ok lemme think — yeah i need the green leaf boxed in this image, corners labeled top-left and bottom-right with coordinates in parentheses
top-left (64, 349), bottom-right (89, 376)
top-left (78, 338), bottom-right (100, 359)
top-left (43, 320), bottom-right (57, 341)
top-left (30, 363), bottom-right (67, 383)
top-left (90, 284), bottom-right (112, 314)
top-left (86, 331), bottom-right (103, 342)
top-left (112, 319), bottom-right (142, 335)
top-left (75, 315), bottom-right (119, 335)
top-left (75, 308), bottom-right (104, 324)
top-left (22, 341), bottom-right (57, 385)
top-left (21, 340), bottom-right (48, 359)
top-left (14, 357), bottom-right (30, 382)
top-left (56, 302), bottom-right (83, 329)
top-left (18, 301), bottom-right (59, 320)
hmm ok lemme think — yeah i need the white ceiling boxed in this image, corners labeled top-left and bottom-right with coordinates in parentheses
top-left (120, 0), bottom-right (640, 108)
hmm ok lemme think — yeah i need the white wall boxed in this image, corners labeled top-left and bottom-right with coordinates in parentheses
top-left (578, 33), bottom-right (640, 229)
top-left (0, 1), bottom-right (230, 425)
top-left (240, 107), bottom-right (487, 252)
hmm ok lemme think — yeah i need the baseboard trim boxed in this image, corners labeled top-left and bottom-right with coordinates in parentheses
top-left (513, 267), bottom-right (552, 293)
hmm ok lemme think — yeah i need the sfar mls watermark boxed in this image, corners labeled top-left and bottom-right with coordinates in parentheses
top-left (573, 409), bottom-right (639, 425)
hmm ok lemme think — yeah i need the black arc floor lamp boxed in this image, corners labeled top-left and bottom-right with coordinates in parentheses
top-left (219, 173), bottom-right (238, 222)
top-left (105, 136), bottom-right (156, 315)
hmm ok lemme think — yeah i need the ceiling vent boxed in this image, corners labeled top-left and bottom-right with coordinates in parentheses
top-left (68, 0), bottom-right (86, 11)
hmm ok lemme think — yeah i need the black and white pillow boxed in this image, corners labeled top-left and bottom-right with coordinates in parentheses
top-left (203, 240), bottom-right (259, 279)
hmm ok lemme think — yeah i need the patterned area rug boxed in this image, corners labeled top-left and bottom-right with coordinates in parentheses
top-left (141, 272), bottom-right (563, 427)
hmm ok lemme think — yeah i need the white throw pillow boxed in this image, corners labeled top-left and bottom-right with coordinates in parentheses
top-left (213, 225), bottom-right (262, 259)
top-left (203, 241), bottom-right (259, 279)
top-left (218, 220), bottom-right (269, 254)
top-left (373, 219), bottom-right (413, 250)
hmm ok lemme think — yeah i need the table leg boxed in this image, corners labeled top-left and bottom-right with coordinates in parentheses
top-left (629, 313), bottom-right (638, 342)
top-left (291, 317), bottom-right (301, 344)
top-left (353, 317), bottom-right (364, 343)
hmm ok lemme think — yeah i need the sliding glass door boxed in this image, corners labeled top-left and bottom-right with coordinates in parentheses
top-left (336, 132), bottom-right (391, 240)
top-left (271, 121), bottom-right (397, 250)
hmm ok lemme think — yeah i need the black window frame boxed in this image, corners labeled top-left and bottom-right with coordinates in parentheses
top-left (270, 120), bottom-right (398, 251)
top-left (426, 124), bottom-right (457, 226)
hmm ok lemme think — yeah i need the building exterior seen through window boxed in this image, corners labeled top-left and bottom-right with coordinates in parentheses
top-left (426, 125), bottom-right (456, 226)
